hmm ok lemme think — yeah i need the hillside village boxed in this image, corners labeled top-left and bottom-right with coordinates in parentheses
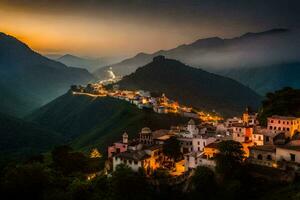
top-left (70, 83), bottom-right (222, 122)
top-left (105, 109), bottom-right (300, 181)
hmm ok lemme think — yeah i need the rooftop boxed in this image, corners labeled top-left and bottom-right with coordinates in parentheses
top-left (268, 115), bottom-right (299, 120)
top-left (249, 145), bottom-right (276, 152)
top-left (115, 150), bottom-right (150, 161)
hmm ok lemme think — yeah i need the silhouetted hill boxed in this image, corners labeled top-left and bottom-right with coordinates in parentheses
top-left (258, 87), bottom-right (300, 126)
top-left (0, 32), bottom-right (95, 117)
top-left (117, 56), bottom-right (262, 116)
top-left (28, 92), bottom-right (189, 152)
top-left (94, 28), bottom-right (300, 95)
top-left (0, 112), bottom-right (63, 165)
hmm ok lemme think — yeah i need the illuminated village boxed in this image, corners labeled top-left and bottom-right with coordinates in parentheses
top-left (71, 83), bottom-right (222, 122)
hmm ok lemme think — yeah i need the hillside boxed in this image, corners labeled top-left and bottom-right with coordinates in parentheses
top-left (0, 113), bottom-right (63, 165)
top-left (94, 29), bottom-right (300, 94)
top-left (0, 32), bottom-right (95, 117)
top-left (258, 87), bottom-right (300, 126)
top-left (117, 56), bottom-right (261, 117)
top-left (28, 92), bottom-right (190, 152)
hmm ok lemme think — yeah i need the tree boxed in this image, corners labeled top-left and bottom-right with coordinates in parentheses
top-left (190, 166), bottom-right (216, 199)
top-left (163, 136), bottom-right (182, 162)
top-left (1, 163), bottom-right (51, 200)
top-left (51, 145), bottom-right (88, 175)
top-left (215, 140), bottom-right (245, 178)
top-left (110, 164), bottom-right (152, 200)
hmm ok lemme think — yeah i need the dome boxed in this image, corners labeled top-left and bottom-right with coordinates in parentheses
top-left (141, 127), bottom-right (151, 134)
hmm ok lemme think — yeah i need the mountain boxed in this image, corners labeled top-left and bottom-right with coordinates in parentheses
top-left (216, 63), bottom-right (300, 95)
top-left (0, 112), bottom-right (63, 165)
top-left (117, 56), bottom-right (262, 117)
top-left (94, 28), bottom-right (300, 95)
top-left (0, 32), bottom-right (95, 117)
top-left (56, 54), bottom-right (103, 72)
top-left (28, 92), bottom-right (189, 152)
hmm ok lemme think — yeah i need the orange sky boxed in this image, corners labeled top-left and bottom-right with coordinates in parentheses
top-left (0, 1), bottom-right (297, 57)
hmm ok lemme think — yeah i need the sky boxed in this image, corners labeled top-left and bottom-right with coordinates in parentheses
top-left (0, 0), bottom-right (299, 57)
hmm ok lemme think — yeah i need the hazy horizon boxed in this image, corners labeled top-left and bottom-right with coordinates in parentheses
top-left (1, 0), bottom-right (299, 58)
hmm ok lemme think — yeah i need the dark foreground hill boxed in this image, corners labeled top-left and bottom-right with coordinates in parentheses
top-left (117, 56), bottom-right (262, 117)
top-left (28, 92), bottom-right (189, 152)
top-left (0, 32), bottom-right (95, 117)
top-left (0, 113), bottom-right (63, 165)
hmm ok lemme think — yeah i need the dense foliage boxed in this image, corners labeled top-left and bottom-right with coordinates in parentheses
top-left (258, 87), bottom-right (300, 125)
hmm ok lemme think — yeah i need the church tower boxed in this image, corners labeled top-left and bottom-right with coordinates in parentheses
top-left (122, 132), bottom-right (128, 144)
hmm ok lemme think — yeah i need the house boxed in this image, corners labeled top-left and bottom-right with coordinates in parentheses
top-left (242, 107), bottom-right (257, 126)
top-left (108, 132), bottom-right (129, 158)
top-left (184, 151), bottom-right (216, 171)
top-left (232, 123), bottom-right (253, 143)
top-left (203, 142), bottom-right (219, 159)
top-left (248, 145), bottom-right (277, 168)
top-left (112, 144), bottom-right (163, 174)
top-left (267, 115), bottom-right (300, 138)
top-left (276, 145), bottom-right (300, 164)
top-left (178, 135), bottom-right (216, 154)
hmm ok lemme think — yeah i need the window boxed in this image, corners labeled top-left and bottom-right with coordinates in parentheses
top-left (287, 128), bottom-right (290, 131)
top-left (290, 154), bottom-right (296, 162)
top-left (198, 147), bottom-right (200, 151)
top-left (258, 136), bottom-right (262, 141)
top-left (269, 126), bottom-right (273, 130)
top-left (287, 122), bottom-right (289, 125)
top-left (267, 155), bottom-right (272, 160)
top-left (278, 120), bottom-right (281, 124)
top-left (271, 120), bottom-right (274, 123)
top-left (257, 154), bottom-right (263, 160)
top-left (266, 136), bottom-right (270, 142)
top-left (278, 127), bottom-right (281, 130)
top-left (203, 142), bottom-right (206, 147)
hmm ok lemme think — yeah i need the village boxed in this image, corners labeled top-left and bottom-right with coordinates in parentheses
top-left (105, 109), bottom-right (300, 181)
top-left (70, 83), bottom-right (300, 181)
top-left (70, 83), bottom-right (222, 122)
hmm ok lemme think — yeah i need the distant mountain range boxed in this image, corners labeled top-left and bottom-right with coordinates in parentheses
top-left (117, 56), bottom-right (262, 117)
top-left (0, 32), bottom-right (95, 117)
top-left (94, 28), bottom-right (300, 95)
top-left (46, 54), bottom-right (126, 73)
top-left (28, 92), bottom-right (189, 152)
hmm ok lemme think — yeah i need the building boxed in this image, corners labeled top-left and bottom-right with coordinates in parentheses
top-left (267, 115), bottom-right (300, 138)
top-left (242, 107), bottom-right (257, 126)
top-left (276, 145), bottom-right (300, 164)
top-left (248, 145), bottom-right (277, 168)
top-left (108, 132), bottom-right (129, 158)
top-left (112, 145), bottom-right (163, 174)
top-left (232, 123), bottom-right (253, 143)
top-left (139, 127), bottom-right (153, 144)
top-left (179, 135), bottom-right (216, 154)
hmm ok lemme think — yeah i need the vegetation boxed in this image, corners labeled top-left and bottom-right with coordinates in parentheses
top-left (0, 112), bottom-right (63, 169)
top-left (258, 87), bottom-right (300, 125)
top-left (162, 136), bottom-right (182, 162)
top-left (28, 94), bottom-right (189, 152)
